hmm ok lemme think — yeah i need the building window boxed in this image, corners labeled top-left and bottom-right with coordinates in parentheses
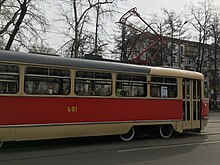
top-left (75, 71), bottom-right (112, 96)
top-left (172, 56), bottom-right (176, 63)
top-left (116, 74), bottom-right (147, 97)
top-left (180, 45), bottom-right (184, 54)
top-left (150, 77), bottom-right (177, 98)
top-left (0, 64), bottom-right (19, 94)
top-left (25, 67), bottom-right (70, 95)
top-left (174, 44), bottom-right (176, 50)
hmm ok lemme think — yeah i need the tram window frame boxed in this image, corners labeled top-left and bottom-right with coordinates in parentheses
top-left (25, 66), bottom-right (71, 95)
top-left (116, 74), bottom-right (147, 97)
top-left (0, 63), bottom-right (19, 94)
top-left (150, 77), bottom-right (177, 98)
top-left (75, 70), bottom-right (112, 96)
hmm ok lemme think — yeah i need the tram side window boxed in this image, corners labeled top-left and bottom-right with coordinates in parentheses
top-left (150, 77), bottom-right (177, 98)
top-left (116, 74), bottom-right (147, 97)
top-left (75, 71), bottom-right (112, 96)
top-left (0, 64), bottom-right (19, 94)
top-left (25, 67), bottom-right (70, 95)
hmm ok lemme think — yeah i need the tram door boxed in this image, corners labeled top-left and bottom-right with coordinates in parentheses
top-left (182, 79), bottom-right (201, 130)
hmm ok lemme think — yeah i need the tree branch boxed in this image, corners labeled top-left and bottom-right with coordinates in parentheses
top-left (78, 0), bottom-right (113, 25)
top-left (0, 9), bottom-right (20, 34)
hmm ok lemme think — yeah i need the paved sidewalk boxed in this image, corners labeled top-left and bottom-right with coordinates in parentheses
top-left (202, 112), bottom-right (220, 135)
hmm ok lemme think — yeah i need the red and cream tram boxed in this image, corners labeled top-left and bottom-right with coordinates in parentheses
top-left (0, 50), bottom-right (209, 147)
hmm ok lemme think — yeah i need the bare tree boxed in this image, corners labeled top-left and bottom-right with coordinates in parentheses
top-left (150, 14), bottom-right (168, 66)
top-left (163, 9), bottom-right (184, 67)
top-left (185, 0), bottom-right (214, 72)
top-left (57, 0), bottom-right (118, 58)
top-left (151, 12), bottom-right (188, 66)
top-left (209, 13), bottom-right (220, 109)
top-left (0, 0), bottom-right (49, 51)
top-left (28, 42), bottom-right (56, 54)
top-left (93, 0), bottom-right (120, 56)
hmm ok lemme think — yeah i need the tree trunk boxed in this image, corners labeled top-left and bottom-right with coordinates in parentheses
top-left (5, 0), bottom-right (27, 50)
top-left (199, 30), bottom-right (207, 72)
top-left (94, 0), bottom-right (100, 56)
top-left (170, 32), bottom-right (174, 67)
top-left (212, 36), bottom-right (218, 110)
top-left (73, 0), bottom-right (78, 58)
top-left (0, 0), bottom-right (7, 13)
top-left (121, 25), bottom-right (127, 61)
top-left (196, 30), bottom-right (202, 72)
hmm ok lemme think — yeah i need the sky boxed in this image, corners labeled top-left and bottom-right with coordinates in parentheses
top-left (118, 0), bottom-right (220, 16)
top-left (45, 0), bottom-right (220, 53)
top-left (117, 0), bottom-right (192, 16)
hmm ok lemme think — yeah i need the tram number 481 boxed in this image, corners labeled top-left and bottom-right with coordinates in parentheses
top-left (67, 106), bottom-right (78, 113)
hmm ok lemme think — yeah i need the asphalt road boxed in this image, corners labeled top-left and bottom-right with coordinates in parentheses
top-left (1, 112), bottom-right (220, 165)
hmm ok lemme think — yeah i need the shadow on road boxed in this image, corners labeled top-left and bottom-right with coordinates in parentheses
top-left (0, 131), bottom-right (207, 152)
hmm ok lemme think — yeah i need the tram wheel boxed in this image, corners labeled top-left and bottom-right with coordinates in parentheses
top-left (159, 125), bottom-right (173, 139)
top-left (120, 127), bottom-right (135, 142)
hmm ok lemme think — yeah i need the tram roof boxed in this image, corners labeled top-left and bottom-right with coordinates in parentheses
top-left (150, 66), bottom-right (203, 80)
top-left (0, 50), bottom-right (203, 79)
top-left (0, 50), bottom-right (151, 74)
